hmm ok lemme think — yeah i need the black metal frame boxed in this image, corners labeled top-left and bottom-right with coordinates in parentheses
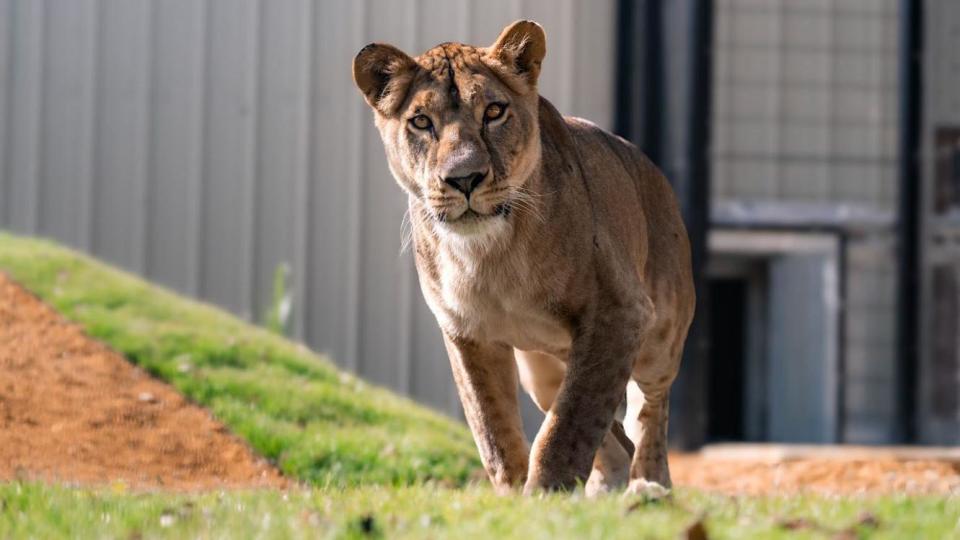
top-left (895, 0), bottom-right (923, 443)
top-left (615, 0), bottom-right (663, 165)
top-left (681, 0), bottom-right (714, 449)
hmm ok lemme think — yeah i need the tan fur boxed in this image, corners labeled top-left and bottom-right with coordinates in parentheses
top-left (353, 20), bottom-right (695, 495)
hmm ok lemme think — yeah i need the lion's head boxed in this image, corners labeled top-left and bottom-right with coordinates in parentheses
top-left (352, 21), bottom-right (546, 242)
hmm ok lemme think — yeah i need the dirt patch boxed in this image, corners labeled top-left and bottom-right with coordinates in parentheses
top-left (671, 453), bottom-right (960, 496)
top-left (0, 273), bottom-right (285, 490)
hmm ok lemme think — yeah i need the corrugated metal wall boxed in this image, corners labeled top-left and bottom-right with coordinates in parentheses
top-left (711, 0), bottom-right (902, 443)
top-left (0, 0), bottom-right (617, 419)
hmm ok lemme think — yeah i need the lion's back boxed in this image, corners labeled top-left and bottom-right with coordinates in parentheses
top-left (561, 114), bottom-right (695, 322)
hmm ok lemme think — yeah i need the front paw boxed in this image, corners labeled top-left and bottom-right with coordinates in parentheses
top-left (522, 471), bottom-right (579, 495)
top-left (624, 478), bottom-right (671, 500)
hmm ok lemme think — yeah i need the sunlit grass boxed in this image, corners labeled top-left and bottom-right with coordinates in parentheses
top-left (1, 482), bottom-right (957, 539)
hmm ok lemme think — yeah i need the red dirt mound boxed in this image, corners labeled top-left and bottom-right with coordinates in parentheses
top-left (0, 273), bottom-right (285, 490)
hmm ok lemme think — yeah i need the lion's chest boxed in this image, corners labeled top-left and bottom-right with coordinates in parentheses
top-left (428, 253), bottom-right (571, 355)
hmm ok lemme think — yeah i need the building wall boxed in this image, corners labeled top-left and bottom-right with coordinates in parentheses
top-left (711, 0), bottom-right (901, 442)
top-left (920, 0), bottom-right (960, 444)
top-left (0, 0), bottom-right (617, 422)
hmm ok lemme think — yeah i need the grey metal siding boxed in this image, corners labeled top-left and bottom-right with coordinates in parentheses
top-left (0, 0), bottom-right (616, 420)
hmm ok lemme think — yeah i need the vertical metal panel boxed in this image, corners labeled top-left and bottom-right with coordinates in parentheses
top-left (199, 0), bottom-right (259, 318)
top-left (252, 0), bottom-right (312, 326)
top-left (0, 0), bottom-right (10, 227)
top-left (38, 0), bottom-right (98, 248)
top-left (469, 0), bottom-right (521, 47)
top-left (571, 0), bottom-right (615, 129)
top-left (4, 0), bottom-right (43, 233)
top-left (290, 0), bottom-right (313, 341)
top-left (92, 0), bottom-right (151, 271)
top-left (0, 0), bottom-right (618, 421)
top-left (307, 0), bottom-right (361, 368)
top-left (145, 0), bottom-right (206, 293)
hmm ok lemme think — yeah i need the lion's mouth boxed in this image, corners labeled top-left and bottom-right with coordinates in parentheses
top-left (441, 202), bottom-right (511, 224)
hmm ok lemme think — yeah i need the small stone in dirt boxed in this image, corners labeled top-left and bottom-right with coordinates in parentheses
top-left (137, 392), bottom-right (156, 403)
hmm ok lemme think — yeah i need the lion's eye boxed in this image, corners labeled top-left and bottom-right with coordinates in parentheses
top-left (410, 115), bottom-right (432, 130)
top-left (484, 103), bottom-right (506, 122)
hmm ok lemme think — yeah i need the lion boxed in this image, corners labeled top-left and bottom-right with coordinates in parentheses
top-left (352, 20), bottom-right (695, 496)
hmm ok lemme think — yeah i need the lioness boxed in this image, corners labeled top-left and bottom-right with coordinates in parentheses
top-left (353, 20), bottom-right (694, 495)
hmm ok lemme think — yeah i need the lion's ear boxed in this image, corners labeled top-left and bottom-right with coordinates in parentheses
top-left (353, 43), bottom-right (417, 113)
top-left (490, 20), bottom-right (546, 86)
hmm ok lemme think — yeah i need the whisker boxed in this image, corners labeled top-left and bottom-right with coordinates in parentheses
top-left (399, 206), bottom-right (414, 255)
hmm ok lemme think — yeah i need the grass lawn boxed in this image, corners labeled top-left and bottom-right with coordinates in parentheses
top-left (2, 482), bottom-right (957, 539)
top-left (1, 231), bottom-right (958, 539)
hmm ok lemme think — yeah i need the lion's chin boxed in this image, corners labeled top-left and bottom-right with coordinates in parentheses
top-left (434, 209), bottom-right (511, 249)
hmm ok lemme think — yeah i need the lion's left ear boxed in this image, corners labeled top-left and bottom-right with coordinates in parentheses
top-left (489, 20), bottom-right (546, 86)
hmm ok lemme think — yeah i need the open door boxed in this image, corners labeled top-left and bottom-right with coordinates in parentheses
top-left (766, 254), bottom-right (840, 442)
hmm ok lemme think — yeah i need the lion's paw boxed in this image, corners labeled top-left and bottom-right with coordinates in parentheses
top-left (624, 478), bottom-right (671, 500)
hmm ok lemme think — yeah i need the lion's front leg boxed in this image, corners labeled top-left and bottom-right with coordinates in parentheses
top-left (524, 292), bottom-right (651, 494)
top-left (443, 334), bottom-right (529, 492)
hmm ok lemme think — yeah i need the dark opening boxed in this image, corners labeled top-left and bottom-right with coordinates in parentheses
top-left (707, 279), bottom-right (747, 441)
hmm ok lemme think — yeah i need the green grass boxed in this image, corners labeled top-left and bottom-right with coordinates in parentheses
top-left (1, 231), bottom-right (958, 539)
top-left (1, 482), bottom-right (957, 539)
top-left (0, 231), bottom-right (479, 487)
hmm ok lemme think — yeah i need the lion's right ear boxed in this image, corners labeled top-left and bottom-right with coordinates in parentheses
top-left (352, 43), bottom-right (417, 114)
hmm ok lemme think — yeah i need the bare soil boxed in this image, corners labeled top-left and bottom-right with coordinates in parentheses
top-left (0, 273), bottom-right (285, 491)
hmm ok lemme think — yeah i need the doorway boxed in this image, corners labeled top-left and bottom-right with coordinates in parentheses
top-left (707, 229), bottom-right (842, 443)
top-left (707, 279), bottom-right (748, 442)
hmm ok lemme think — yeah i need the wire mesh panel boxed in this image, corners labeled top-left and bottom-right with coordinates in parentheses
top-left (712, 0), bottom-right (900, 206)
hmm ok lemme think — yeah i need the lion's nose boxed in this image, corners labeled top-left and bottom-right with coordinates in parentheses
top-left (444, 171), bottom-right (486, 198)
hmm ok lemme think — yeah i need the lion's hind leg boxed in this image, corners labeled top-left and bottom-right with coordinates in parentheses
top-left (623, 380), bottom-right (672, 498)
